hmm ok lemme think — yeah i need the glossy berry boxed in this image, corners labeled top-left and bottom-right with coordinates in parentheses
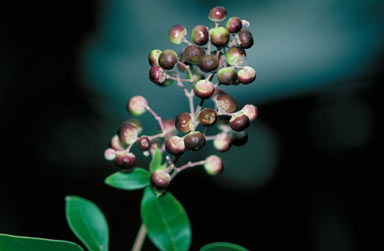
top-left (165, 136), bottom-right (185, 155)
top-left (204, 155), bottom-right (224, 175)
top-left (208, 6), bottom-right (227, 22)
top-left (226, 17), bottom-right (242, 33)
top-left (149, 66), bottom-right (166, 85)
top-left (184, 45), bottom-right (205, 64)
top-left (213, 132), bottom-right (231, 152)
top-left (137, 136), bottom-right (151, 151)
top-left (218, 67), bottom-right (237, 85)
top-left (210, 27), bottom-right (230, 47)
top-left (216, 94), bottom-right (237, 113)
top-left (118, 122), bottom-right (138, 144)
top-left (192, 25), bottom-right (209, 45)
top-left (199, 108), bottom-right (217, 127)
top-left (236, 29), bottom-right (254, 49)
top-left (127, 95), bottom-right (147, 116)
top-left (240, 104), bottom-right (258, 121)
top-left (194, 79), bottom-right (215, 99)
top-left (175, 112), bottom-right (194, 134)
top-left (237, 66), bottom-right (256, 84)
top-left (148, 49), bottom-right (162, 66)
top-left (169, 24), bottom-right (187, 45)
top-left (226, 47), bottom-right (246, 66)
top-left (199, 54), bottom-right (219, 72)
top-left (151, 170), bottom-right (171, 189)
top-left (231, 131), bottom-right (248, 146)
top-left (114, 151), bottom-right (136, 169)
top-left (230, 114), bottom-right (250, 131)
top-left (184, 131), bottom-right (206, 151)
top-left (159, 49), bottom-right (178, 70)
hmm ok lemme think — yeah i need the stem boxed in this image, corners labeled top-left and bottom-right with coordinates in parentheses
top-left (177, 160), bottom-right (206, 172)
top-left (176, 72), bottom-right (195, 117)
top-left (131, 223), bottom-right (147, 251)
top-left (183, 37), bottom-right (193, 45)
top-left (166, 74), bottom-right (193, 83)
top-left (141, 103), bottom-right (165, 133)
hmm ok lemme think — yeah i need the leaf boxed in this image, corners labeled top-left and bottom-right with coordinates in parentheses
top-left (200, 242), bottom-right (249, 251)
top-left (65, 196), bottom-right (109, 251)
top-left (149, 147), bottom-right (165, 173)
top-left (0, 233), bottom-right (84, 251)
top-left (105, 168), bottom-right (150, 190)
top-left (141, 187), bottom-right (191, 251)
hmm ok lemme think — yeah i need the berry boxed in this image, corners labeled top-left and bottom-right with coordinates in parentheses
top-left (162, 119), bottom-right (177, 139)
top-left (236, 29), bottom-right (254, 49)
top-left (199, 54), bottom-right (219, 72)
top-left (114, 151), bottom-right (136, 169)
top-left (210, 88), bottom-right (227, 102)
top-left (159, 49), bottom-right (178, 70)
top-left (192, 25), bottom-right (209, 45)
top-left (204, 155), bottom-right (224, 175)
top-left (237, 66), bottom-right (256, 84)
top-left (149, 66), bottom-right (166, 85)
top-left (127, 95), bottom-right (147, 116)
top-left (104, 148), bottom-right (116, 161)
top-left (210, 27), bottom-right (230, 47)
top-left (218, 67), bottom-right (237, 85)
top-left (183, 45), bottom-right (205, 64)
top-left (240, 104), bottom-right (258, 121)
top-left (225, 47), bottom-right (246, 66)
top-left (169, 24), bottom-right (187, 45)
top-left (150, 170), bottom-right (171, 189)
top-left (110, 135), bottom-right (125, 151)
top-left (194, 79), bottom-right (215, 99)
top-left (216, 94), bottom-right (237, 113)
top-left (148, 49), bottom-right (162, 66)
top-left (137, 136), bottom-right (151, 151)
top-left (165, 136), bottom-right (185, 155)
top-left (118, 121), bottom-right (138, 144)
top-left (184, 131), bottom-right (206, 151)
top-left (213, 133), bottom-right (231, 152)
top-left (231, 131), bottom-right (248, 146)
top-left (226, 17), bottom-right (242, 33)
top-left (230, 114), bottom-right (250, 131)
top-left (199, 108), bottom-right (217, 127)
top-left (208, 6), bottom-right (227, 22)
top-left (175, 112), bottom-right (194, 134)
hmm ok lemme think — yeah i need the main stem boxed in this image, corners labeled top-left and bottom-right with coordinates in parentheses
top-left (131, 223), bottom-right (147, 251)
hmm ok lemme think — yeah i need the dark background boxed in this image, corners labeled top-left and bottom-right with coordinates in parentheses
top-left (0, 0), bottom-right (382, 250)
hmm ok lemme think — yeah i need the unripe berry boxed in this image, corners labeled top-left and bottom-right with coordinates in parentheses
top-left (216, 94), bottom-right (237, 113)
top-left (230, 114), bottom-right (250, 131)
top-left (236, 29), bottom-right (254, 49)
top-left (137, 136), bottom-right (151, 151)
top-left (192, 25), bottom-right (209, 45)
top-left (208, 6), bottom-right (227, 22)
top-left (169, 24), bottom-right (187, 45)
top-left (114, 151), bottom-right (136, 169)
top-left (118, 122), bottom-right (138, 144)
top-left (204, 155), bottom-right (224, 175)
top-left (199, 108), bottom-right (217, 127)
top-left (126, 118), bottom-right (143, 134)
top-left (159, 49), bottom-right (178, 70)
top-left (110, 135), bottom-right (125, 151)
top-left (175, 112), bottom-right (194, 134)
top-left (226, 17), bottom-right (242, 33)
top-left (151, 170), bottom-right (171, 189)
top-left (240, 104), bottom-right (258, 121)
top-left (237, 66), bottom-right (256, 84)
top-left (184, 45), bottom-right (205, 64)
top-left (165, 136), bottom-right (185, 155)
top-left (149, 66), bottom-right (166, 85)
top-left (210, 27), bottom-right (230, 47)
top-left (231, 131), bottom-right (248, 147)
top-left (218, 67), bottom-right (237, 85)
top-left (104, 148), bottom-right (116, 161)
top-left (148, 49), bottom-right (162, 66)
top-left (194, 79), bottom-right (215, 99)
top-left (225, 47), bottom-right (246, 66)
top-left (127, 95), bottom-right (147, 116)
top-left (213, 132), bottom-right (232, 152)
top-left (184, 131), bottom-right (206, 151)
top-left (199, 54), bottom-right (219, 72)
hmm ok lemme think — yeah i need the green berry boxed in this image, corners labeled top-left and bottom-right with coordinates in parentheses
top-left (218, 67), bottom-right (237, 85)
top-left (204, 155), bottom-right (224, 175)
top-left (210, 27), bottom-right (230, 47)
top-left (148, 49), bottom-right (162, 66)
top-left (127, 95), bottom-right (147, 116)
top-left (169, 24), bottom-right (187, 45)
top-left (225, 47), bottom-right (246, 66)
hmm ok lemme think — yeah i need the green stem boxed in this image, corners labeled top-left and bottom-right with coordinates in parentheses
top-left (131, 223), bottom-right (147, 251)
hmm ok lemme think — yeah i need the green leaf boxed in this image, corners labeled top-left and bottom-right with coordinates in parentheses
top-left (200, 242), bottom-right (249, 251)
top-left (0, 233), bottom-right (84, 251)
top-left (105, 168), bottom-right (150, 190)
top-left (149, 147), bottom-right (165, 173)
top-left (65, 196), bottom-right (109, 251)
top-left (141, 187), bottom-right (191, 251)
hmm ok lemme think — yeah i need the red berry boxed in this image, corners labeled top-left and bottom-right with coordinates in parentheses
top-left (114, 152), bottom-right (136, 169)
top-left (150, 170), bottom-right (171, 189)
top-left (175, 112), bottom-right (194, 134)
top-left (230, 114), bottom-right (250, 131)
top-left (137, 136), bottom-right (151, 151)
top-left (192, 25), bottom-right (209, 45)
top-left (149, 66), bottom-right (166, 85)
top-left (208, 6), bottom-right (227, 22)
top-left (184, 131), bottom-right (206, 151)
top-left (226, 17), bottom-right (242, 33)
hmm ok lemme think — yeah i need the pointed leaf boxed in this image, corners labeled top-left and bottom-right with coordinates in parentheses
top-left (65, 196), bottom-right (109, 251)
top-left (105, 168), bottom-right (150, 190)
top-left (200, 242), bottom-right (249, 251)
top-left (0, 234), bottom-right (84, 251)
top-left (141, 187), bottom-right (191, 251)
top-left (149, 148), bottom-right (164, 173)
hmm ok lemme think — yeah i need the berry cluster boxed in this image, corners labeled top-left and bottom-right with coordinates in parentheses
top-left (105, 6), bottom-right (257, 190)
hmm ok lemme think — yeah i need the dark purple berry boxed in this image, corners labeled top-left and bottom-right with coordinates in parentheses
top-left (175, 112), bottom-right (193, 134)
top-left (149, 66), bottom-right (166, 85)
top-left (159, 49), bottom-right (178, 70)
top-left (226, 17), bottom-right (242, 33)
top-left (199, 54), bottom-right (219, 72)
top-left (137, 136), bottom-right (151, 151)
top-left (236, 29), bottom-right (254, 49)
top-left (216, 94), bottom-right (237, 113)
top-left (208, 6), bottom-right (227, 22)
top-left (192, 25), bottom-right (209, 45)
top-left (218, 67), bottom-right (237, 85)
top-left (231, 131), bottom-right (248, 146)
top-left (184, 45), bottom-right (205, 64)
top-left (184, 131), bottom-right (206, 151)
top-left (199, 108), bottom-right (217, 127)
top-left (150, 170), bottom-right (171, 189)
top-left (114, 152), bottom-right (136, 169)
top-left (230, 114), bottom-right (250, 131)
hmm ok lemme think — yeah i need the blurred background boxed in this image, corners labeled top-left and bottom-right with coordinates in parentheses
top-left (0, 0), bottom-right (383, 250)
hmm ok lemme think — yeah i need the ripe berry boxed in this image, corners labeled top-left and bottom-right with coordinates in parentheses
top-left (199, 108), bottom-right (217, 127)
top-left (159, 49), bottom-right (178, 70)
top-left (118, 121), bottom-right (138, 144)
top-left (199, 54), bottom-right (219, 72)
top-left (213, 132), bottom-right (231, 152)
top-left (148, 49), bottom-right (162, 66)
top-left (226, 17), bottom-right (242, 33)
top-left (150, 170), bottom-right (171, 189)
top-left (218, 67), bottom-right (237, 85)
top-left (236, 29), bottom-right (254, 49)
top-left (231, 131), bottom-right (248, 146)
top-left (208, 6), bottom-right (227, 22)
top-left (114, 151), bottom-right (136, 169)
top-left (204, 155), bottom-right (224, 175)
top-left (210, 27), bottom-right (230, 47)
top-left (225, 47), bottom-right (246, 66)
top-left (184, 131), bottom-right (206, 151)
top-left (237, 66), bottom-right (256, 84)
top-left (127, 95), bottom-right (147, 116)
top-left (210, 88), bottom-right (227, 102)
top-left (169, 24), bottom-right (187, 45)
top-left (165, 136), bottom-right (185, 155)
top-left (175, 112), bottom-right (194, 134)
top-left (184, 45), bottom-right (205, 64)
top-left (192, 25), bottom-right (209, 45)
top-left (149, 66), bottom-right (166, 85)
top-left (216, 94), bottom-right (237, 113)
top-left (230, 114), bottom-right (250, 131)
top-left (240, 104), bottom-right (258, 121)
top-left (137, 136), bottom-right (151, 151)
top-left (194, 79), bottom-right (215, 99)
